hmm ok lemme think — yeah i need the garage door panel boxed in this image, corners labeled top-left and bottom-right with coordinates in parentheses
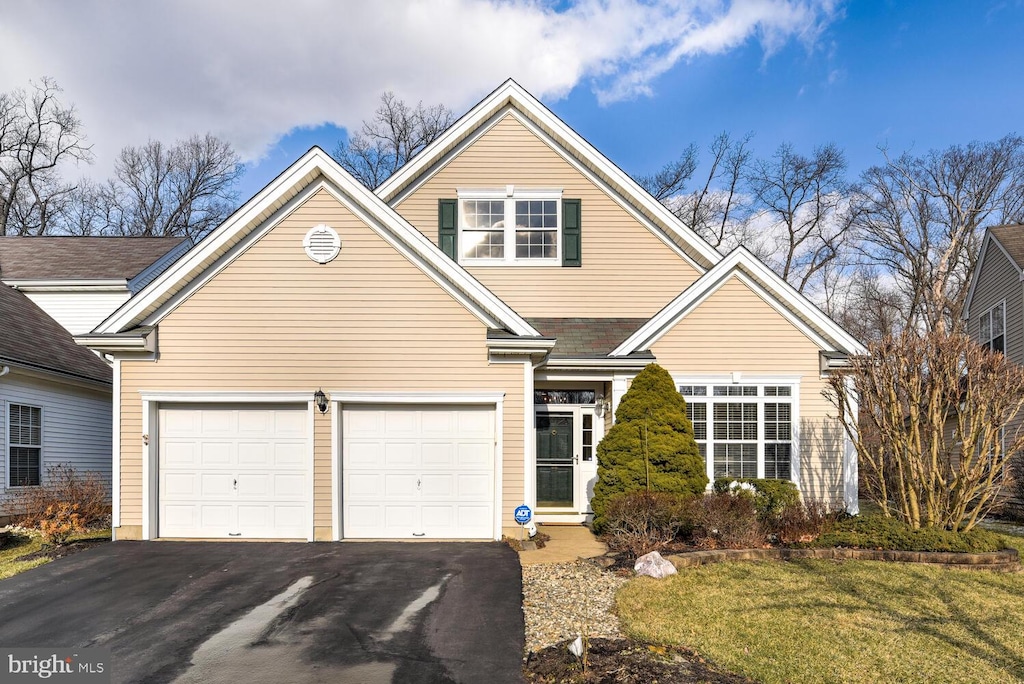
top-left (384, 473), bottom-right (418, 498)
top-left (421, 443), bottom-right (455, 468)
top-left (456, 443), bottom-right (492, 469)
top-left (343, 405), bottom-right (494, 539)
top-left (200, 441), bottom-right (233, 466)
top-left (384, 442), bottom-right (417, 467)
top-left (159, 406), bottom-right (310, 540)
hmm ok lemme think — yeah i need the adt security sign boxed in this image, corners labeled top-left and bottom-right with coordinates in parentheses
top-left (514, 504), bottom-right (532, 525)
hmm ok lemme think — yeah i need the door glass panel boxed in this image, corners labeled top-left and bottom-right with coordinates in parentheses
top-left (582, 414), bottom-right (593, 461)
top-left (536, 413), bottom-right (574, 507)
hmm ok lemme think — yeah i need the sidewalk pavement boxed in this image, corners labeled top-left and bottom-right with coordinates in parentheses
top-left (518, 524), bottom-right (609, 565)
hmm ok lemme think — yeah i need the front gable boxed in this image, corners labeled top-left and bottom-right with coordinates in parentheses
top-left (964, 231), bottom-right (1022, 363)
top-left (393, 111), bottom-right (703, 317)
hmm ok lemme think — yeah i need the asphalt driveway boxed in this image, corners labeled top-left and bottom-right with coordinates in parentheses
top-left (0, 541), bottom-right (525, 683)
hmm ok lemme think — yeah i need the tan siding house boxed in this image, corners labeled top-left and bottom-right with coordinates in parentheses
top-left (84, 80), bottom-right (864, 542)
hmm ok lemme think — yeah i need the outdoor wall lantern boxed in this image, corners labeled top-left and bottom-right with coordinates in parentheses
top-left (314, 388), bottom-right (329, 414)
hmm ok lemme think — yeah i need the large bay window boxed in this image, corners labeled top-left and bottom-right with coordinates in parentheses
top-left (679, 382), bottom-right (797, 483)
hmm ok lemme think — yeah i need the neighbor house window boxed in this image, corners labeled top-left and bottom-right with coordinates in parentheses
top-left (679, 383), bottom-right (796, 482)
top-left (459, 192), bottom-right (560, 264)
top-left (8, 404), bottom-right (41, 487)
top-left (979, 301), bottom-right (1005, 353)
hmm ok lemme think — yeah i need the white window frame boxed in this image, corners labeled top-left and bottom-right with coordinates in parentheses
top-left (8, 403), bottom-right (43, 488)
top-left (457, 188), bottom-right (562, 266)
top-left (677, 377), bottom-right (801, 487)
top-left (979, 300), bottom-right (1006, 353)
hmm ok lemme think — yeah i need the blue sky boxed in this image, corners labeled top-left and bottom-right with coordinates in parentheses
top-left (3, 1), bottom-right (1022, 203)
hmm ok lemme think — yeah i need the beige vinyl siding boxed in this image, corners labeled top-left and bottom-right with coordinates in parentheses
top-left (394, 113), bottom-right (701, 317)
top-left (117, 188), bottom-right (524, 536)
top-left (1, 371), bottom-right (111, 510)
top-left (967, 242), bottom-right (1024, 513)
top-left (649, 276), bottom-right (844, 502)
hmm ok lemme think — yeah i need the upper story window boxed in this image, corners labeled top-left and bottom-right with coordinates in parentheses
top-left (438, 192), bottom-right (581, 267)
top-left (979, 301), bottom-right (1005, 353)
top-left (459, 191), bottom-right (560, 264)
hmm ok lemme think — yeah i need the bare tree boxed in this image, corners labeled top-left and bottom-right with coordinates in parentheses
top-left (746, 142), bottom-right (850, 294)
top-left (0, 78), bottom-right (91, 235)
top-left (850, 136), bottom-right (1024, 333)
top-left (71, 134), bottom-right (241, 241)
top-left (636, 144), bottom-right (698, 201)
top-left (333, 91), bottom-right (454, 189)
top-left (827, 330), bottom-right (1024, 531)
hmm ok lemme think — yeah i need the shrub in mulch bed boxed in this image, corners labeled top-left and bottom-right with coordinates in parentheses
top-left (806, 515), bottom-right (1009, 553)
top-left (524, 637), bottom-right (756, 683)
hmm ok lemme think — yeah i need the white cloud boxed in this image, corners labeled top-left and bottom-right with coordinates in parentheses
top-left (0, 0), bottom-right (840, 176)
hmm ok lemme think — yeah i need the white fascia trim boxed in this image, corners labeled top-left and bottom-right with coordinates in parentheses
top-left (95, 149), bottom-right (326, 334)
top-left (139, 391), bottom-right (313, 403)
top-left (112, 358), bottom-right (121, 530)
top-left (542, 358), bottom-right (652, 370)
top-left (3, 279), bottom-right (128, 292)
top-left (377, 80), bottom-right (721, 269)
top-left (963, 232), bottom-right (1021, 319)
top-left (612, 248), bottom-right (867, 357)
top-left (493, 395), bottom-right (504, 541)
top-left (97, 147), bottom-right (537, 338)
top-left (331, 400), bottom-right (340, 541)
top-left (76, 331), bottom-right (155, 354)
top-left (306, 401), bottom-right (316, 542)
top-left (330, 391), bottom-right (505, 405)
top-left (672, 373), bottom-right (804, 385)
top-left (315, 180), bottom-right (536, 335)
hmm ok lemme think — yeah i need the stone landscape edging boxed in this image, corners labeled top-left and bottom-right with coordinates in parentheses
top-left (666, 547), bottom-right (1021, 572)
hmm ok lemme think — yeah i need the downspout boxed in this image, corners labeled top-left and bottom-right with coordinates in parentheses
top-left (0, 366), bottom-right (9, 378)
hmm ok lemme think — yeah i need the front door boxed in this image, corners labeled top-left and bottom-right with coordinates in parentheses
top-left (536, 411), bottom-right (577, 509)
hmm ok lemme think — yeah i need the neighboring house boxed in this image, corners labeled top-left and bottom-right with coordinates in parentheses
top-left (81, 80), bottom-right (865, 543)
top-left (963, 224), bottom-right (1024, 517)
top-left (0, 237), bottom-right (188, 519)
top-left (0, 237), bottom-right (190, 335)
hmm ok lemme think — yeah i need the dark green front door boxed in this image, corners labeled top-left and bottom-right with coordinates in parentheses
top-left (536, 412), bottom-right (574, 507)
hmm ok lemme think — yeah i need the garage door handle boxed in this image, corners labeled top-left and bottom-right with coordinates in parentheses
top-left (228, 533), bottom-right (241, 537)
top-left (233, 479), bottom-right (237, 490)
top-left (412, 533), bottom-right (425, 537)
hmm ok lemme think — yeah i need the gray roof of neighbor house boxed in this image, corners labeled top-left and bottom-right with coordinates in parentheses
top-left (0, 236), bottom-right (187, 281)
top-left (989, 225), bottom-right (1024, 269)
top-left (0, 284), bottom-right (111, 385)
top-left (526, 318), bottom-right (650, 357)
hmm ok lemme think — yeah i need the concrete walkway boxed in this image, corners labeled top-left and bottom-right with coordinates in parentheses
top-left (518, 524), bottom-right (608, 565)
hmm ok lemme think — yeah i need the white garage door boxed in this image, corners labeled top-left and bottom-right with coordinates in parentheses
top-left (159, 406), bottom-right (310, 539)
top-left (343, 405), bottom-right (495, 539)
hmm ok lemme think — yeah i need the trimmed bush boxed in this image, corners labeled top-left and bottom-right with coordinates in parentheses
top-left (713, 477), bottom-right (800, 523)
top-left (773, 499), bottom-right (843, 544)
top-left (687, 493), bottom-right (763, 549)
top-left (601, 490), bottom-right (692, 558)
top-left (810, 515), bottom-right (1008, 553)
top-left (3, 464), bottom-right (110, 528)
top-left (592, 364), bottom-right (707, 532)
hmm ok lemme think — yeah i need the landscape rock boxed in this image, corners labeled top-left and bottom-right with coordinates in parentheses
top-left (634, 551), bottom-right (677, 579)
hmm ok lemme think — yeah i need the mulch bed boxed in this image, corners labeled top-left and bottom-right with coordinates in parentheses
top-left (19, 537), bottom-right (110, 562)
top-left (524, 637), bottom-right (755, 683)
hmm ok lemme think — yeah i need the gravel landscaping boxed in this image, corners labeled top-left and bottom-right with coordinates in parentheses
top-left (521, 559), bottom-right (629, 653)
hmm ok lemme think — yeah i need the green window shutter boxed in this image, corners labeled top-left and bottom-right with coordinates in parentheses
top-left (438, 199), bottom-right (458, 260)
top-left (562, 199), bottom-right (581, 267)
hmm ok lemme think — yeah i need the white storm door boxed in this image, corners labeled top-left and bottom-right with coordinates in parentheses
top-left (159, 406), bottom-right (310, 539)
top-left (342, 405), bottom-right (494, 539)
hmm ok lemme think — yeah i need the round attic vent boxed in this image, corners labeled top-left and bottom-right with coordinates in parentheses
top-left (303, 224), bottom-right (341, 264)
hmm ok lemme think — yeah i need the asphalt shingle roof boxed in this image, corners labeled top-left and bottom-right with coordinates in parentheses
top-left (990, 225), bottom-right (1024, 270)
top-left (526, 317), bottom-right (649, 357)
top-left (0, 284), bottom-right (111, 384)
top-left (0, 236), bottom-right (186, 281)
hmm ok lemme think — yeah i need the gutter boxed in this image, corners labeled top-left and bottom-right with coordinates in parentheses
top-left (75, 326), bottom-right (157, 354)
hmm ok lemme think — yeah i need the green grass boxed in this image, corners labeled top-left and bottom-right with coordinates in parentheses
top-left (618, 556), bottom-right (1024, 684)
top-left (0, 529), bottom-right (110, 581)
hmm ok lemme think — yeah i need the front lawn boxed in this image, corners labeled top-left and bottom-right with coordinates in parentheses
top-left (0, 529), bottom-right (110, 580)
top-left (617, 547), bottom-right (1024, 683)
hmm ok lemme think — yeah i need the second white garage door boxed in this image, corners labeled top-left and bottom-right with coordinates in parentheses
top-left (343, 405), bottom-right (495, 539)
top-left (159, 406), bottom-right (310, 539)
